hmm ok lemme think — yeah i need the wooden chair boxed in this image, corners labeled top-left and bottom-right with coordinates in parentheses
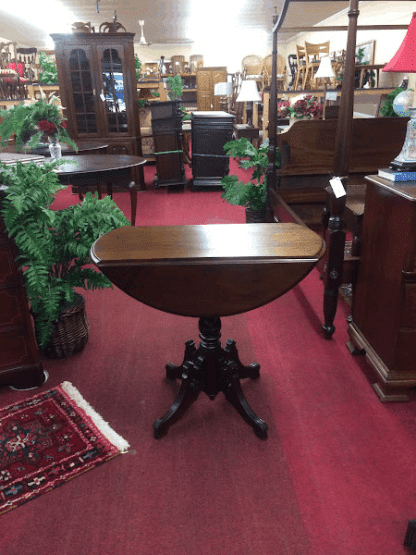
top-left (263, 54), bottom-right (287, 90)
top-left (190, 55), bottom-right (203, 72)
top-left (287, 54), bottom-right (298, 90)
top-left (16, 47), bottom-right (37, 81)
top-left (293, 45), bottom-right (306, 91)
top-left (0, 42), bottom-right (26, 99)
top-left (242, 55), bottom-right (264, 88)
top-left (171, 55), bottom-right (185, 74)
top-left (303, 41), bottom-right (330, 90)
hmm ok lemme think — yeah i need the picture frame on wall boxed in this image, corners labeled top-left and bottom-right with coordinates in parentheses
top-left (355, 40), bottom-right (375, 65)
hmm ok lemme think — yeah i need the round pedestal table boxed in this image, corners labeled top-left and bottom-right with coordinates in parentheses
top-left (91, 223), bottom-right (325, 439)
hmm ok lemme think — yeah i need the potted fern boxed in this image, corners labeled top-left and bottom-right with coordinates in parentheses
top-left (221, 138), bottom-right (280, 222)
top-left (0, 160), bottom-right (129, 357)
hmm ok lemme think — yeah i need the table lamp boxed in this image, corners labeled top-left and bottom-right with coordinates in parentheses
top-left (214, 81), bottom-right (232, 112)
top-left (314, 56), bottom-right (335, 119)
top-left (383, 12), bottom-right (416, 170)
top-left (236, 80), bottom-right (261, 127)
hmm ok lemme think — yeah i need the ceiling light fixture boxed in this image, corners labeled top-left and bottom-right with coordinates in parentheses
top-left (138, 20), bottom-right (149, 45)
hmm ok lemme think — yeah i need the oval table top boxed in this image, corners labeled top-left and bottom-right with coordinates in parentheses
top-left (53, 154), bottom-right (147, 177)
top-left (91, 223), bottom-right (325, 318)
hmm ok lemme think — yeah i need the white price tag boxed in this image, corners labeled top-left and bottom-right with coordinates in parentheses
top-left (330, 177), bottom-right (346, 198)
top-left (100, 93), bottom-right (106, 102)
top-left (326, 91), bottom-right (338, 101)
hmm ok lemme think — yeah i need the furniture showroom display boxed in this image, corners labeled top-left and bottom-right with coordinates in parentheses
top-left (50, 31), bottom-right (143, 184)
top-left (347, 175), bottom-right (416, 402)
top-left (191, 111), bottom-right (235, 188)
top-left (91, 223), bottom-right (325, 439)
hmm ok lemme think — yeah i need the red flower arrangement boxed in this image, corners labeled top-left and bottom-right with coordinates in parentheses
top-left (278, 95), bottom-right (323, 120)
top-left (37, 118), bottom-right (67, 137)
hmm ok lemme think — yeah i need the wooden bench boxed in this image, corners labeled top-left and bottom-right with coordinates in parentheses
top-left (268, 116), bottom-right (408, 336)
top-left (269, 117), bottom-right (408, 229)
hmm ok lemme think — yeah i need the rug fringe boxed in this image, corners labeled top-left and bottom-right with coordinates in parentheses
top-left (61, 381), bottom-right (130, 453)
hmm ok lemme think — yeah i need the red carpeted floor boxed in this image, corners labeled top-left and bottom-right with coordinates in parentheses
top-left (1, 160), bottom-right (416, 555)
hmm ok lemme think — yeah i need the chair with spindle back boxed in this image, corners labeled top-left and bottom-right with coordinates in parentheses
top-left (293, 45), bottom-right (306, 91)
top-left (303, 41), bottom-right (330, 90)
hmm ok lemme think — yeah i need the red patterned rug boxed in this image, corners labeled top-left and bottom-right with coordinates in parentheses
top-left (0, 382), bottom-right (129, 515)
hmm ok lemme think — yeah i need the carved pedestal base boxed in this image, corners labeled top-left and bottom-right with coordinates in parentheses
top-left (153, 317), bottom-right (268, 439)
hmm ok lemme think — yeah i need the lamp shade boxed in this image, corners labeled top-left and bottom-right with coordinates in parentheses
top-left (383, 12), bottom-right (416, 72)
top-left (214, 82), bottom-right (232, 96)
top-left (314, 56), bottom-right (335, 79)
top-left (236, 80), bottom-right (262, 102)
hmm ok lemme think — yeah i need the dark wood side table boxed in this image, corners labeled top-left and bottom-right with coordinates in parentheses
top-left (347, 175), bottom-right (416, 401)
top-left (191, 111), bottom-right (235, 188)
top-left (91, 223), bottom-right (324, 438)
top-left (54, 154), bottom-right (147, 226)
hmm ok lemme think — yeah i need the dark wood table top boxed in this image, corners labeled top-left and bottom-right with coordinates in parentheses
top-left (53, 154), bottom-right (147, 177)
top-left (91, 223), bottom-right (325, 317)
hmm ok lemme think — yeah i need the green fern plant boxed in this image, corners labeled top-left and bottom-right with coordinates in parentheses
top-left (38, 52), bottom-right (59, 85)
top-left (0, 160), bottom-right (129, 348)
top-left (221, 138), bottom-right (280, 212)
top-left (166, 74), bottom-right (183, 101)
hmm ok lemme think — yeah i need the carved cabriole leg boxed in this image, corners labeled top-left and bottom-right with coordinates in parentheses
top-left (323, 190), bottom-right (346, 339)
top-left (153, 361), bottom-right (201, 439)
top-left (222, 360), bottom-right (267, 439)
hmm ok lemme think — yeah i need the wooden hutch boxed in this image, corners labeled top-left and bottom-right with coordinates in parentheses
top-left (50, 29), bottom-right (142, 164)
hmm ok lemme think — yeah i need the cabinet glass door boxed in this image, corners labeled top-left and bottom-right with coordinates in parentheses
top-left (101, 48), bottom-right (128, 134)
top-left (69, 48), bottom-right (98, 134)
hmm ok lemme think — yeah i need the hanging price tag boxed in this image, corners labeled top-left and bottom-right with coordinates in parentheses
top-left (329, 177), bottom-right (346, 198)
top-left (326, 91), bottom-right (338, 101)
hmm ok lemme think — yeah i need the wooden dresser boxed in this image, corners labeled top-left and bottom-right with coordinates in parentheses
top-left (348, 175), bottom-right (416, 401)
top-left (0, 190), bottom-right (44, 389)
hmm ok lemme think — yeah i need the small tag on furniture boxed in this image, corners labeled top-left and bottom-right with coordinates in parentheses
top-left (330, 177), bottom-right (347, 198)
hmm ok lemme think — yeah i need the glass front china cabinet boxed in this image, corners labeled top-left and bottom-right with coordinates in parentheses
top-left (51, 31), bottom-right (142, 158)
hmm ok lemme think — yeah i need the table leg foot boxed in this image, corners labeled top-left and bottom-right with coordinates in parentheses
top-left (154, 361), bottom-right (201, 439)
top-left (223, 361), bottom-right (268, 439)
top-left (224, 339), bottom-right (260, 379)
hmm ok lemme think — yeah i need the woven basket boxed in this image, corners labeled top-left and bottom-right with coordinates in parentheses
top-left (245, 208), bottom-right (267, 223)
top-left (41, 293), bottom-right (90, 359)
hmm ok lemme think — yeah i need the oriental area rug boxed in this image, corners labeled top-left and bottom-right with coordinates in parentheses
top-left (0, 381), bottom-right (130, 515)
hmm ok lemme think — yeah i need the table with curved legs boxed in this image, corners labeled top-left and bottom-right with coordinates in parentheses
top-left (91, 223), bottom-right (325, 439)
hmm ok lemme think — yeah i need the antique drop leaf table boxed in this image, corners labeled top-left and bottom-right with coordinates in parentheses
top-left (91, 223), bottom-right (325, 439)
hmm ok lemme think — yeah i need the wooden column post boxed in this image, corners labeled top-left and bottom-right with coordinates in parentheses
top-left (323, 0), bottom-right (360, 338)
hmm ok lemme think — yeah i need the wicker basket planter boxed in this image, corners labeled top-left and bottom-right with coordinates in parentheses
top-left (38, 293), bottom-right (90, 359)
top-left (245, 208), bottom-right (267, 223)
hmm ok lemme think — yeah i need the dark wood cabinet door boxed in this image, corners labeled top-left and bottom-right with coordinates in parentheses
top-left (59, 45), bottom-right (102, 139)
